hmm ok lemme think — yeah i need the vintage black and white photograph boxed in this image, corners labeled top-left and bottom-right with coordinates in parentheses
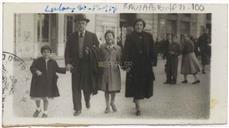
top-left (12, 13), bottom-right (211, 118)
top-left (2, 3), bottom-right (228, 126)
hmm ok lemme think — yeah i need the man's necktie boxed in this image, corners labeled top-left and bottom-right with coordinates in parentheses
top-left (80, 32), bottom-right (83, 37)
top-left (45, 59), bottom-right (48, 70)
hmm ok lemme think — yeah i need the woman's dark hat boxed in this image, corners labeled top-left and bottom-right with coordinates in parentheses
top-left (74, 14), bottom-right (90, 23)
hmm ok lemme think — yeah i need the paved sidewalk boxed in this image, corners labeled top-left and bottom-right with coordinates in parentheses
top-left (13, 58), bottom-right (210, 119)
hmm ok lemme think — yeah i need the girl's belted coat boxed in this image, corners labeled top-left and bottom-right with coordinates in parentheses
top-left (99, 44), bottom-right (122, 92)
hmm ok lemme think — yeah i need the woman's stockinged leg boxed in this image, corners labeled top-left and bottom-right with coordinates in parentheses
top-left (193, 73), bottom-right (198, 81)
top-left (110, 92), bottom-right (117, 112)
top-left (135, 99), bottom-right (141, 116)
top-left (202, 64), bottom-right (206, 74)
top-left (184, 74), bottom-right (187, 81)
top-left (182, 74), bottom-right (188, 83)
top-left (104, 92), bottom-right (110, 113)
top-left (42, 97), bottom-right (48, 117)
top-left (110, 93), bottom-right (115, 104)
top-left (43, 98), bottom-right (48, 112)
top-left (33, 99), bottom-right (41, 117)
top-left (35, 99), bottom-right (41, 109)
top-left (105, 92), bottom-right (110, 107)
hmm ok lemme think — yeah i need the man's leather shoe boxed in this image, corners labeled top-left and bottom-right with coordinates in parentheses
top-left (73, 110), bottom-right (81, 116)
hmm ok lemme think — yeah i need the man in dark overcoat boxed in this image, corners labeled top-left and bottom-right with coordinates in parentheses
top-left (64, 14), bottom-right (100, 116)
top-left (161, 34), bottom-right (170, 60)
top-left (164, 35), bottom-right (181, 84)
top-left (197, 27), bottom-right (211, 74)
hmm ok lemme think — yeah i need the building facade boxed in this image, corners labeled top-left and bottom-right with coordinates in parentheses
top-left (15, 13), bottom-right (211, 59)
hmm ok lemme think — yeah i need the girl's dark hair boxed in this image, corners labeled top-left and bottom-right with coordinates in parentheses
top-left (40, 45), bottom-right (52, 53)
top-left (133, 19), bottom-right (146, 28)
top-left (104, 30), bottom-right (115, 38)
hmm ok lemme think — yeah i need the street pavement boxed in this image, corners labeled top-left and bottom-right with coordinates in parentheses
top-left (13, 57), bottom-right (210, 119)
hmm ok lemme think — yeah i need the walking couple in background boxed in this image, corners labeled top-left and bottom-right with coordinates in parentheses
top-left (163, 33), bottom-right (202, 85)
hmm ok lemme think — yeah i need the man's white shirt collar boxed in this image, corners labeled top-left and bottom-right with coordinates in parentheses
top-left (78, 31), bottom-right (86, 37)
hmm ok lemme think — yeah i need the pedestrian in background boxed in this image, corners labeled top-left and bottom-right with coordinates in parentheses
top-left (190, 36), bottom-right (200, 60)
top-left (164, 34), bottom-right (181, 84)
top-left (197, 27), bottom-right (211, 74)
top-left (181, 35), bottom-right (201, 84)
top-left (162, 33), bottom-right (170, 60)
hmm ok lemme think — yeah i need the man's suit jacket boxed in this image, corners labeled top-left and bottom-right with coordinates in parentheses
top-left (64, 31), bottom-right (99, 67)
top-left (64, 31), bottom-right (100, 94)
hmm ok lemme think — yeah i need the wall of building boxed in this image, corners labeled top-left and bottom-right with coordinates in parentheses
top-left (15, 14), bottom-right (36, 59)
top-left (15, 14), bottom-right (210, 59)
top-left (57, 14), bottom-right (65, 57)
top-left (196, 14), bottom-right (208, 37)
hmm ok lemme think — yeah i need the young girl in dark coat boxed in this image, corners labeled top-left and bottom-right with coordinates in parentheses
top-left (30, 45), bottom-right (66, 118)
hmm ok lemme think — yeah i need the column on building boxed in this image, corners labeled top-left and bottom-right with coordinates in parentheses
top-left (190, 14), bottom-right (198, 38)
top-left (176, 14), bottom-right (181, 39)
top-left (196, 14), bottom-right (207, 38)
top-left (57, 14), bottom-right (65, 57)
top-left (152, 14), bottom-right (158, 40)
top-left (157, 14), bottom-right (167, 40)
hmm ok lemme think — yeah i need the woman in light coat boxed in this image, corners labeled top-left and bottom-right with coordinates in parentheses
top-left (99, 30), bottom-right (122, 113)
top-left (181, 35), bottom-right (201, 84)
